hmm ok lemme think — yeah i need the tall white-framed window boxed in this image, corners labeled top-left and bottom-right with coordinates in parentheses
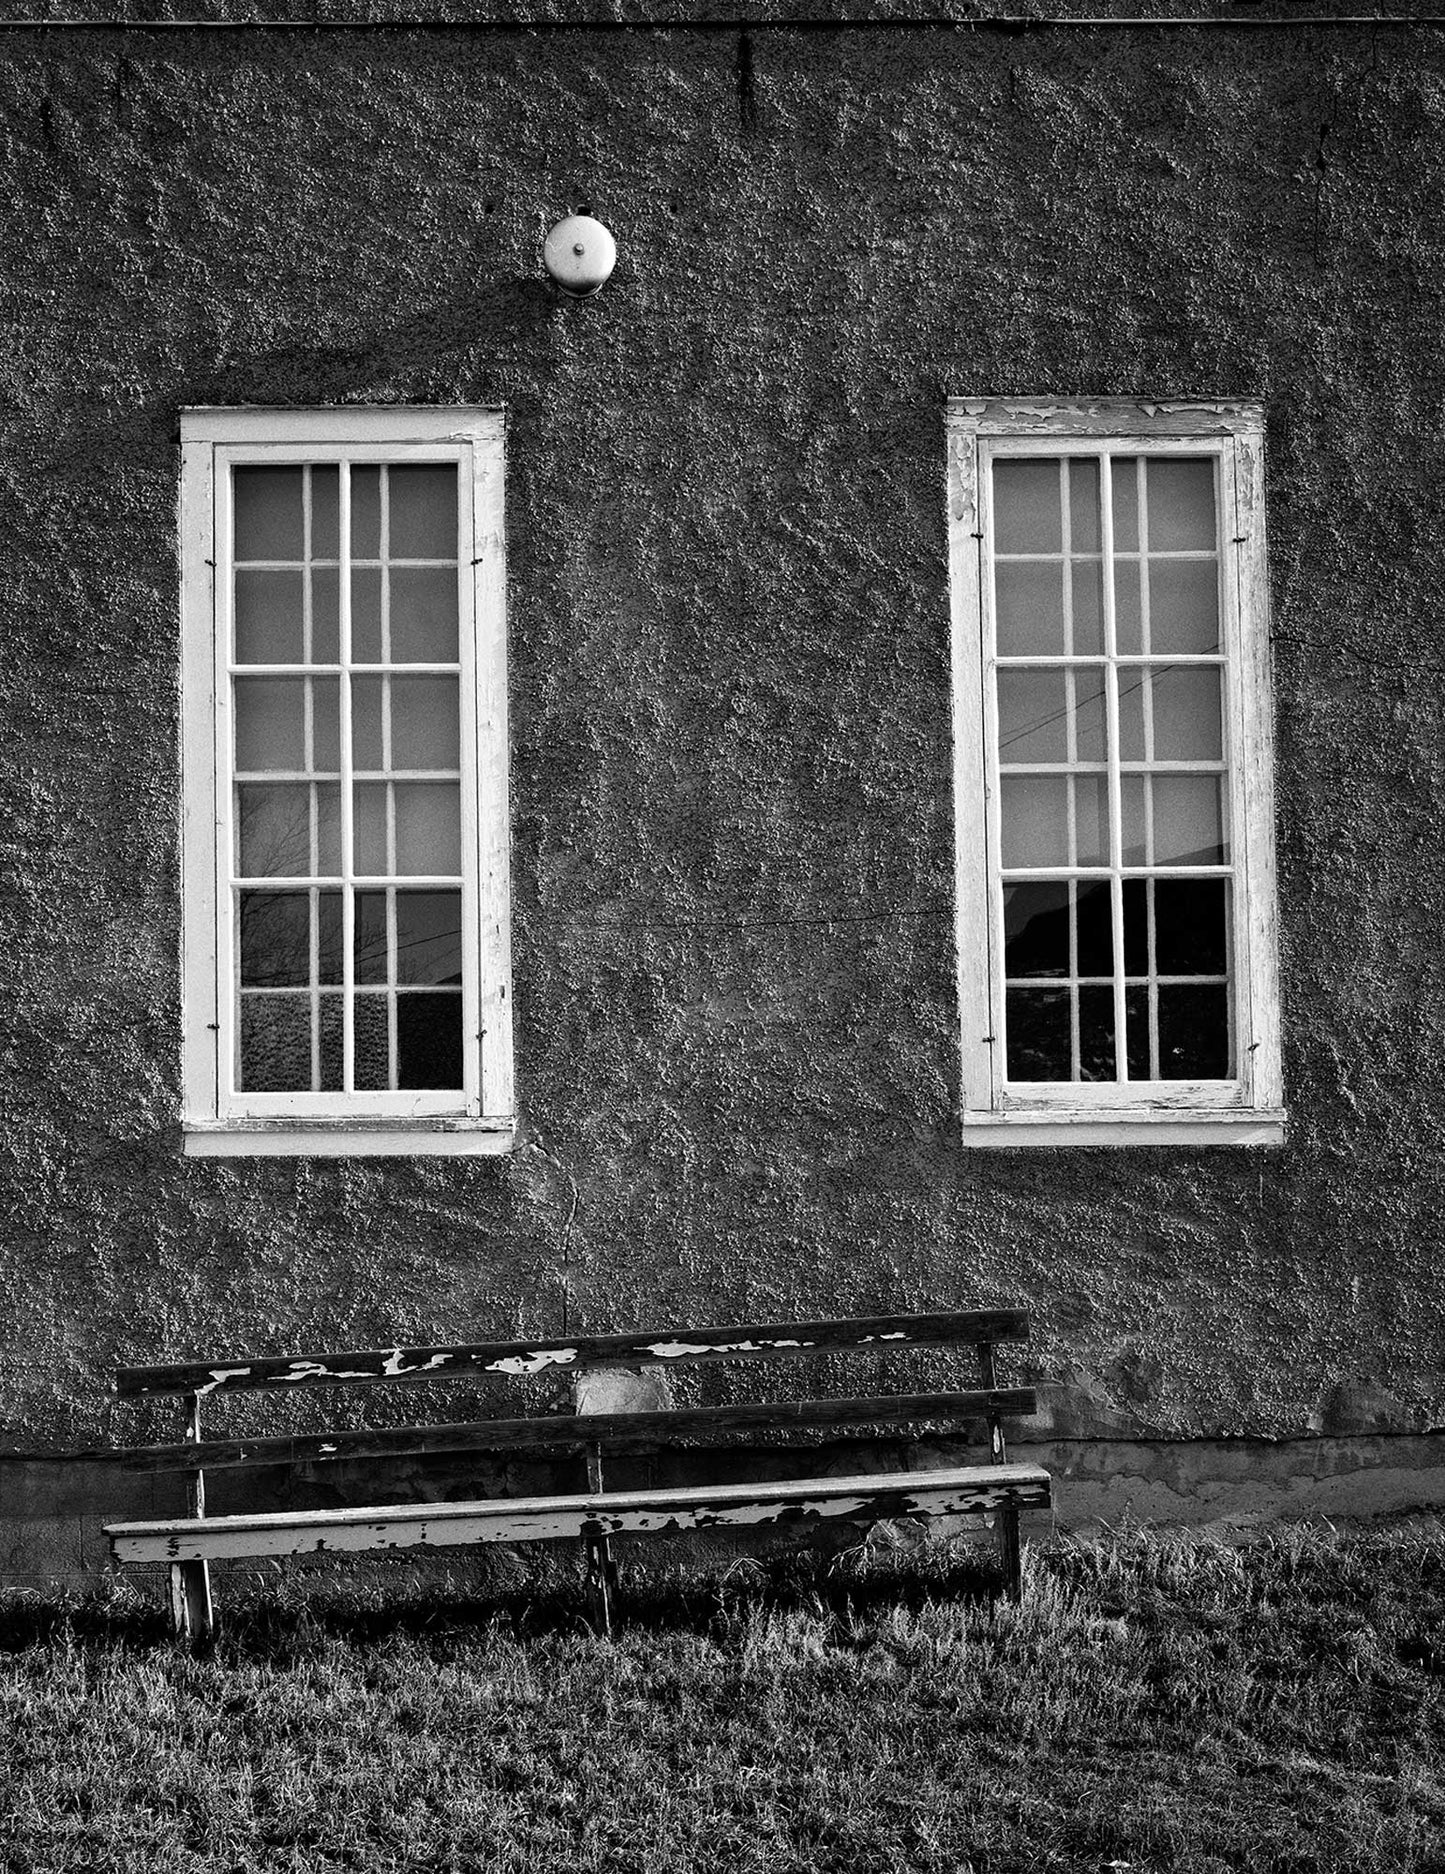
top-left (179, 407), bottom-right (513, 1157)
top-left (947, 398), bottom-right (1283, 1147)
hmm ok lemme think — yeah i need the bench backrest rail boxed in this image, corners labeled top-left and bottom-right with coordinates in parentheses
top-left (98, 1385), bottom-right (1040, 1476)
top-left (113, 1309), bottom-right (1030, 1400)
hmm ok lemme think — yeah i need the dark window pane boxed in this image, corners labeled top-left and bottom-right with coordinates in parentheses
top-left (311, 466), bottom-right (339, 561)
top-left (239, 994), bottom-right (311, 1092)
top-left (354, 991), bottom-right (390, 1089)
top-left (351, 467), bottom-right (382, 560)
top-left (1005, 989), bottom-right (1070, 1081)
top-left (1125, 984), bottom-right (1152, 1079)
top-left (1078, 984), bottom-right (1116, 1081)
top-left (354, 891), bottom-right (389, 985)
top-left (1155, 879), bottom-right (1228, 975)
top-left (1123, 880), bottom-right (1149, 976)
top-left (237, 783), bottom-right (310, 880)
top-left (1158, 984), bottom-right (1231, 1079)
top-left (239, 891), bottom-right (310, 987)
top-left (389, 465), bottom-right (459, 560)
top-left (395, 891), bottom-right (463, 985)
top-left (398, 992), bottom-right (464, 1089)
top-left (1004, 882), bottom-right (1069, 979)
top-left (235, 570), bottom-right (304, 664)
top-left (234, 467), bottom-right (303, 561)
top-left (1075, 881), bottom-right (1114, 977)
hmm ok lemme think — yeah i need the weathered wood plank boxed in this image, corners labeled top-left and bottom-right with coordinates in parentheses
top-left (97, 1387), bottom-right (1039, 1475)
top-left (113, 1310), bottom-right (1032, 1398)
top-left (106, 1464), bottom-right (1053, 1564)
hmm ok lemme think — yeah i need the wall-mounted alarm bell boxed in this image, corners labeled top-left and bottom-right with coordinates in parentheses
top-left (543, 215), bottom-right (617, 298)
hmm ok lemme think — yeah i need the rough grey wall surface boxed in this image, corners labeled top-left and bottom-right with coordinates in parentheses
top-left (1, 7), bottom-right (1442, 1472)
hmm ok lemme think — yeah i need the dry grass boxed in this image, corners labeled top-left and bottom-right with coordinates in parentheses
top-left (2, 1521), bottom-right (1443, 1873)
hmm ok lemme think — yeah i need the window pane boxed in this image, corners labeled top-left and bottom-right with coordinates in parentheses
top-left (234, 468), bottom-right (303, 561)
top-left (1073, 670), bottom-right (1108, 764)
top-left (235, 570), bottom-right (304, 665)
top-left (239, 890), bottom-right (310, 987)
top-left (315, 782), bottom-right (342, 874)
top-left (1005, 988), bottom-right (1069, 1081)
top-left (1149, 560), bottom-right (1220, 656)
top-left (351, 467), bottom-right (382, 560)
top-left (311, 466), bottom-right (339, 561)
top-left (317, 891), bottom-right (344, 986)
top-left (354, 783), bottom-right (389, 876)
top-left (1151, 666), bottom-right (1223, 763)
top-left (351, 567), bottom-right (383, 663)
top-left (237, 783), bottom-right (310, 879)
top-left (311, 677), bottom-right (340, 773)
top-left (997, 670), bottom-right (1066, 765)
top-left (1075, 881), bottom-right (1113, 976)
top-left (352, 677), bottom-right (385, 771)
top-left (391, 567), bottom-right (460, 663)
top-left (1004, 882), bottom-right (1069, 979)
top-left (995, 562), bottom-right (1064, 657)
top-left (1078, 984), bottom-right (1115, 1080)
top-left (1124, 984), bottom-right (1151, 1078)
top-left (239, 995), bottom-right (311, 1092)
top-left (312, 566), bottom-right (340, 664)
top-left (993, 460), bottom-right (1061, 554)
top-left (1073, 774), bottom-right (1109, 866)
top-left (234, 678), bottom-right (304, 772)
top-left (1158, 985), bottom-right (1230, 1078)
top-left (395, 783), bottom-right (462, 876)
top-left (354, 891), bottom-right (389, 985)
top-left (1111, 457), bottom-right (1140, 554)
top-left (389, 465), bottom-right (459, 560)
top-left (1069, 460), bottom-right (1099, 553)
top-left (1152, 774), bottom-right (1227, 866)
top-left (318, 992), bottom-right (343, 1093)
top-left (354, 990), bottom-right (390, 1089)
top-left (1000, 776), bottom-right (1068, 870)
top-left (1146, 459), bottom-right (1216, 551)
top-left (391, 678), bottom-right (460, 770)
top-left (395, 891), bottom-right (463, 985)
top-left (398, 993), bottom-right (464, 1089)
top-left (1071, 560), bottom-right (1104, 657)
top-left (1155, 879), bottom-right (1228, 975)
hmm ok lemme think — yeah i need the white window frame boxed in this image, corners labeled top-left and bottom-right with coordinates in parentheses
top-left (947, 397), bottom-right (1284, 1147)
top-left (179, 406), bottom-right (514, 1156)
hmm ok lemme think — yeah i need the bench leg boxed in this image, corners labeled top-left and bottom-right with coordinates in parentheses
top-left (997, 1505), bottom-right (1022, 1603)
top-left (168, 1560), bottom-right (215, 1645)
top-left (583, 1535), bottom-right (618, 1637)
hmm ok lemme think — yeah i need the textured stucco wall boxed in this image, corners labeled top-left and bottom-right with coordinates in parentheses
top-left (1, 6), bottom-right (1442, 1497)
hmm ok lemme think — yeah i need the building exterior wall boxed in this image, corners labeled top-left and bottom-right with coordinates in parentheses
top-left (1, 3), bottom-right (1441, 1570)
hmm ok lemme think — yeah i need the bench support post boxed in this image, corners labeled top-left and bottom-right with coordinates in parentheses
top-left (171, 1391), bottom-right (216, 1644)
top-left (978, 1344), bottom-right (1023, 1601)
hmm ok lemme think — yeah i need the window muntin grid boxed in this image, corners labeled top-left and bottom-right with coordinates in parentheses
top-left (986, 447), bottom-right (1234, 1087)
top-left (226, 459), bottom-right (470, 1101)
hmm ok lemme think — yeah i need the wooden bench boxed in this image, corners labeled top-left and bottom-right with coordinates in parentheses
top-left (102, 1308), bottom-right (1051, 1641)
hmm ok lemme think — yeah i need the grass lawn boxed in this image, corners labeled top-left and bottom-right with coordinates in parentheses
top-left (2, 1520), bottom-right (1443, 1873)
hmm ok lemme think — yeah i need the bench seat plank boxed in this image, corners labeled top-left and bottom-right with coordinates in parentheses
top-left (106, 1463), bottom-right (1052, 1564)
top-left (99, 1387), bottom-right (1039, 1475)
top-left (114, 1309), bottom-right (1031, 1399)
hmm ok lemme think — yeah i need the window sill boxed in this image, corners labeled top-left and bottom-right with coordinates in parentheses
top-left (183, 1119), bottom-right (516, 1158)
top-left (960, 1110), bottom-right (1286, 1148)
